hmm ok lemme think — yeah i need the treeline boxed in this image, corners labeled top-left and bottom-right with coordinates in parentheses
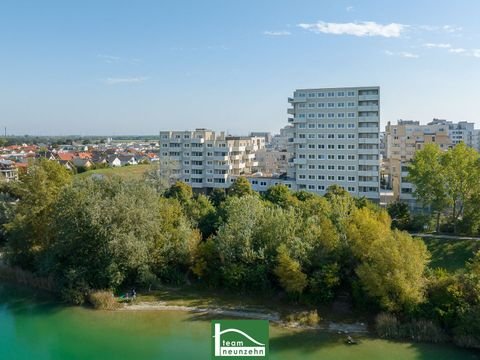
top-left (0, 160), bottom-right (479, 348)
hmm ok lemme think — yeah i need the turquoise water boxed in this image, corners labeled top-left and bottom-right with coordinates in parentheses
top-left (0, 284), bottom-right (478, 360)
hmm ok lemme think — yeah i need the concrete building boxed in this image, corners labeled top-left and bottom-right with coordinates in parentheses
top-left (428, 119), bottom-right (475, 147)
top-left (383, 120), bottom-right (452, 209)
top-left (254, 148), bottom-right (289, 176)
top-left (287, 86), bottom-right (381, 201)
top-left (159, 129), bottom-right (265, 190)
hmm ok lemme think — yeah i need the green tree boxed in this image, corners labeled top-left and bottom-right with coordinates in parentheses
top-left (5, 159), bottom-right (72, 269)
top-left (387, 201), bottom-right (411, 230)
top-left (263, 184), bottom-right (297, 208)
top-left (45, 178), bottom-right (200, 302)
top-left (408, 144), bottom-right (448, 232)
top-left (274, 244), bottom-right (308, 296)
top-left (440, 143), bottom-right (480, 233)
top-left (209, 188), bottom-right (226, 207)
top-left (228, 177), bottom-right (254, 197)
top-left (347, 208), bottom-right (429, 311)
top-left (164, 181), bottom-right (193, 203)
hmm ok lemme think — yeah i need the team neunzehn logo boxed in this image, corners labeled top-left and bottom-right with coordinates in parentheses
top-left (211, 320), bottom-right (269, 359)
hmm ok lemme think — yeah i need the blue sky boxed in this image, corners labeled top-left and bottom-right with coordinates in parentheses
top-left (1, 0), bottom-right (480, 135)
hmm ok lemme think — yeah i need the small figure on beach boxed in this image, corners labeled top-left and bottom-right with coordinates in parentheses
top-left (346, 335), bottom-right (357, 345)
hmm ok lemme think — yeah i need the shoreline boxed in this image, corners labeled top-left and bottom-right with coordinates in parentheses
top-left (120, 301), bottom-right (369, 334)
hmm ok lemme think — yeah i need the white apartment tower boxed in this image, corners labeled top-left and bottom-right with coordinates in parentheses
top-left (287, 86), bottom-right (381, 201)
top-left (159, 129), bottom-right (265, 190)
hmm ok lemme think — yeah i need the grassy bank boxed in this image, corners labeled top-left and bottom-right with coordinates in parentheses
top-left (421, 237), bottom-right (479, 272)
top-left (76, 164), bottom-right (153, 181)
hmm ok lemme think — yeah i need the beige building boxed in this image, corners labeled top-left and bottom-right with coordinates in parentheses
top-left (384, 120), bottom-right (452, 208)
top-left (159, 129), bottom-right (265, 189)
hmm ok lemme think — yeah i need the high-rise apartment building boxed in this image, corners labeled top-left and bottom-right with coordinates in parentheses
top-left (287, 86), bottom-right (381, 202)
top-left (159, 129), bottom-right (265, 190)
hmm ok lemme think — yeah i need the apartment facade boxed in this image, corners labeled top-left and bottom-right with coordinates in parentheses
top-left (428, 119), bottom-right (475, 147)
top-left (287, 86), bottom-right (381, 201)
top-left (383, 120), bottom-right (452, 209)
top-left (159, 129), bottom-right (265, 190)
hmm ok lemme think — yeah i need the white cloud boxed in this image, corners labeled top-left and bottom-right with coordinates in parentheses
top-left (346, 6), bottom-right (354, 12)
top-left (298, 21), bottom-right (406, 38)
top-left (400, 52), bottom-right (419, 58)
top-left (104, 76), bottom-right (148, 85)
top-left (473, 49), bottom-right (480, 58)
top-left (449, 48), bottom-right (466, 53)
top-left (424, 43), bottom-right (451, 48)
top-left (97, 54), bottom-right (121, 63)
top-left (384, 50), bottom-right (419, 58)
top-left (443, 25), bottom-right (462, 33)
top-left (263, 30), bottom-right (291, 36)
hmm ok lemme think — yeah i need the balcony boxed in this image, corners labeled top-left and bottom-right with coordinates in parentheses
top-left (288, 96), bottom-right (306, 103)
top-left (358, 159), bottom-right (379, 165)
top-left (358, 116), bottom-right (379, 122)
top-left (359, 191), bottom-right (380, 199)
top-left (191, 138), bottom-right (205, 144)
top-left (288, 117), bottom-right (294, 123)
top-left (213, 155), bottom-right (228, 161)
top-left (358, 170), bottom-right (379, 176)
top-left (287, 108), bottom-right (294, 115)
top-left (358, 105), bottom-right (379, 112)
top-left (358, 127), bottom-right (379, 133)
top-left (293, 137), bottom-right (306, 144)
top-left (358, 149), bottom-right (379, 155)
top-left (358, 138), bottom-right (379, 144)
top-left (293, 158), bottom-right (307, 165)
top-left (358, 95), bottom-right (379, 101)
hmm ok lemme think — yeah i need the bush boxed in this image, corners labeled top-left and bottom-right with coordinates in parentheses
top-left (375, 313), bottom-right (399, 338)
top-left (375, 313), bottom-right (446, 343)
top-left (88, 290), bottom-right (119, 310)
top-left (284, 310), bottom-right (321, 327)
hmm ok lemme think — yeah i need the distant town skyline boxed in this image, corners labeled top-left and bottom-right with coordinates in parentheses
top-left (2, 0), bottom-right (480, 135)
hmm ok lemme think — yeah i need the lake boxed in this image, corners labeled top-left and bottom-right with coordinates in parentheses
top-left (0, 284), bottom-right (478, 360)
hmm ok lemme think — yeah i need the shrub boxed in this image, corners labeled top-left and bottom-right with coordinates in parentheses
top-left (284, 310), bottom-right (321, 327)
top-left (375, 313), bottom-right (399, 338)
top-left (88, 290), bottom-right (119, 310)
top-left (375, 313), bottom-right (446, 343)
